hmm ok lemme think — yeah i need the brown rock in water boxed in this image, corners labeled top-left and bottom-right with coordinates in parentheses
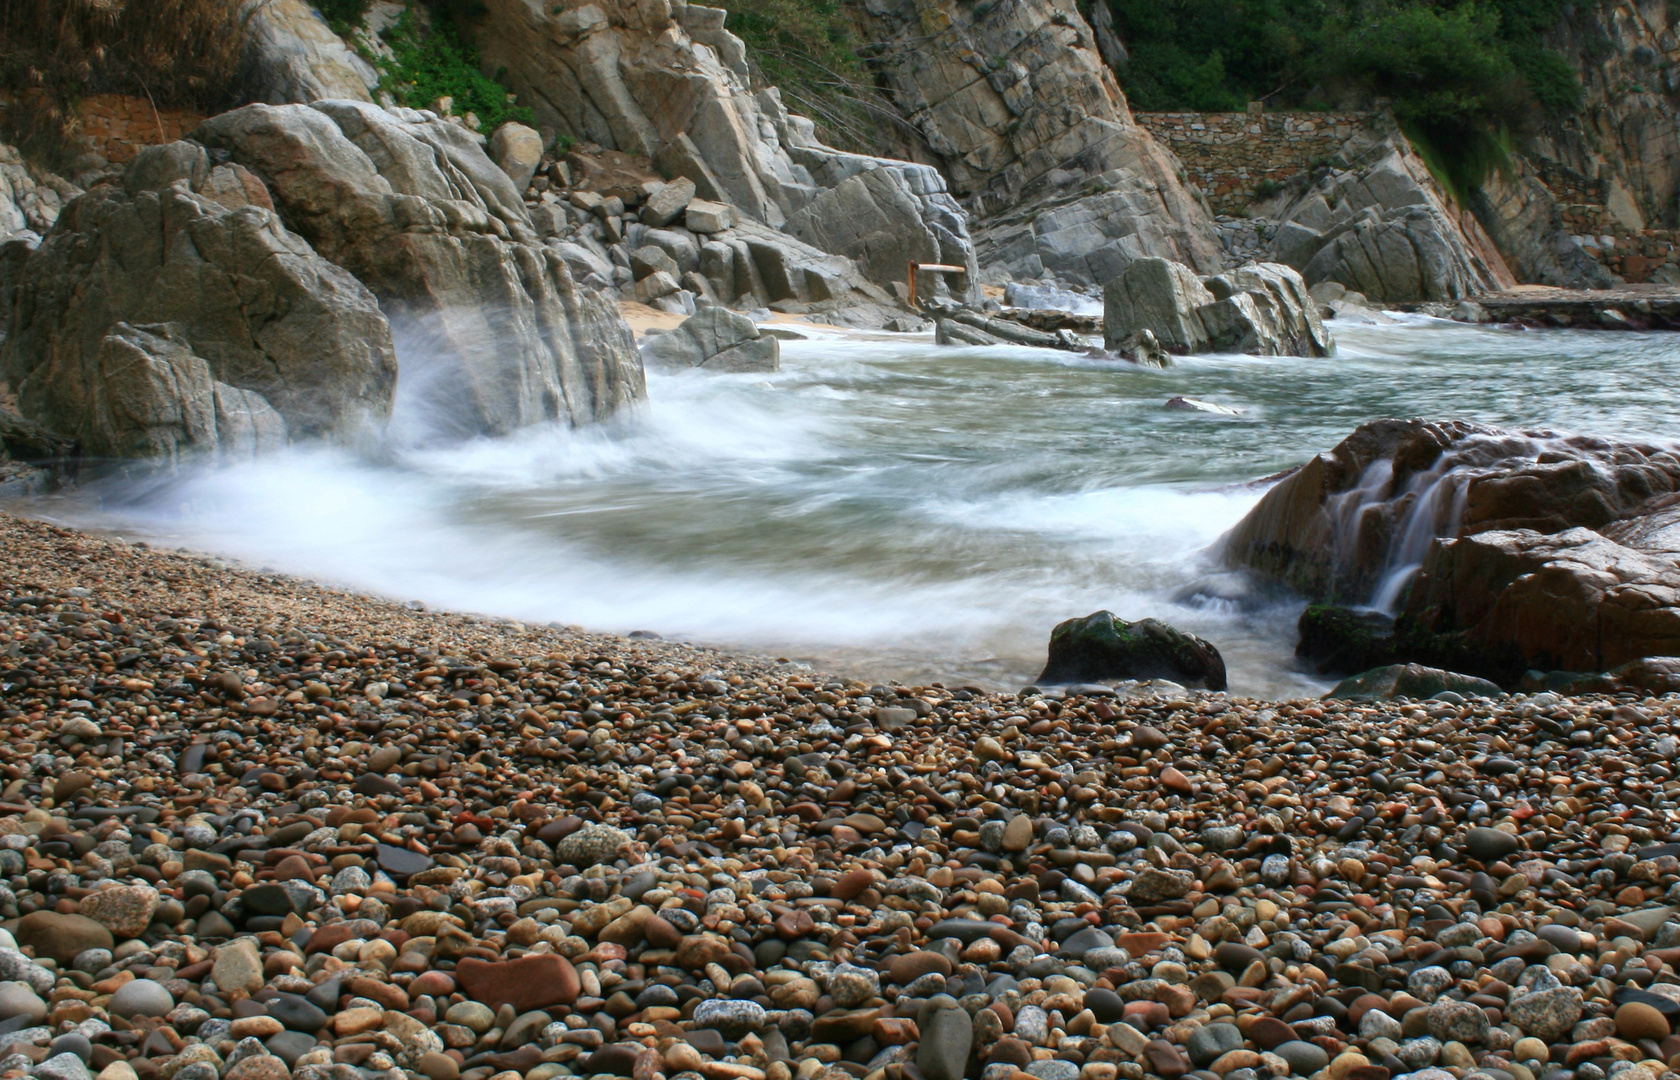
top-left (456, 954), bottom-right (580, 1012)
top-left (1224, 418), bottom-right (1680, 677)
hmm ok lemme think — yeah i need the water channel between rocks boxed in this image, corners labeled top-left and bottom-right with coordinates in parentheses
top-left (20, 316), bottom-right (1680, 699)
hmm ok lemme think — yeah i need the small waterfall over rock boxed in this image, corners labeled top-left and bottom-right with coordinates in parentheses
top-left (1223, 418), bottom-right (1680, 611)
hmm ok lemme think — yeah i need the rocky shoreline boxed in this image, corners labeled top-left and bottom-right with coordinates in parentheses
top-left (4, 511), bottom-right (1680, 1080)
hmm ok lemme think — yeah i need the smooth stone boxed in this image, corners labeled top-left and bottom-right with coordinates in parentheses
top-left (108, 979), bottom-right (173, 1019)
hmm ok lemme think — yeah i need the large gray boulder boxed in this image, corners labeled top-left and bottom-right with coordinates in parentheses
top-left (2, 141), bottom-right (395, 460)
top-left (1104, 258), bottom-right (1331, 358)
top-left (488, 122), bottom-right (545, 194)
top-left (195, 102), bottom-right (644, 437)
top-left (640, 305), bottom-right (778, 373)
top-left (1102, 258), bottom-right (1214, 353)
top-left (465, 0), bottom-right (979, 304)
top-left (28, 323), bottom-right (286, 465)
top-left (1201, 263), bottom-right (1332, 356)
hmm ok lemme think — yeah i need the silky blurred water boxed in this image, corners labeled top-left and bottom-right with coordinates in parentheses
top-left (19, 315), bottom-right (1680, 698)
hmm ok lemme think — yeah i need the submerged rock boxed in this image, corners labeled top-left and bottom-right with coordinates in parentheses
top-left (1039, 610), bottom-right (1227, 690)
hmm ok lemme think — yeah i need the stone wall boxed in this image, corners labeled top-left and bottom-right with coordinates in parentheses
top-left (1135, 110), bottom-right (1383, 216)
top-left (1531, 158), bottom-right (1678, 282)
top-left (76, 95), bottom-right (206, 167)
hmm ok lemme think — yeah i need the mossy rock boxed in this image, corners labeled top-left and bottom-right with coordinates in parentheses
top-left (1039, 611), bottom-right (1226, 691)
top-left (1296, 605), bottom-right (1398, 675)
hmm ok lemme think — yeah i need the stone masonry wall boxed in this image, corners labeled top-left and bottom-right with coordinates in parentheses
top-left (75, 95), bottom-right (206, 167)
top-left (1135, 110), bottom-right (1383, 216)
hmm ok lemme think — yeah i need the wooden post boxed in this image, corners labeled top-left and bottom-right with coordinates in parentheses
top-left (908, 260), bottom-right (918, 308)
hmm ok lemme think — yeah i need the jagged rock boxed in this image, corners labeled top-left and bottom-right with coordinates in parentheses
top-left (640, 305), bottom-right (778, 373)
top-left (1103, 259), bottom-right (1214, 354)
top-left (855, 0), bottom-right (1220, 286)
top-left (783, 153), bottom-right (978, 303)
top-left (685, 200), bottom-right (734, 234)
top-left (0, 145), bottom-right (79, 241)
top-left (195, 102), bottom-right (644, 437)
top-left (641, 178), bottom-right (696, 229)
top-left (1468, 161), bottom-right (1614, 290)
top-left (2, 142), bottom-right (395, 460)
top-left (1225, 418), bottom-right (1680, 679)
top-left (1116, 330), bottom-right (1168, 368)
top-left (1039, 610), bottom-right (1227, 691)
top-left (24, 324), bottom-right (286, 465)
top-left (1201, 263), bottom-right (1332, 357)
top-left (238, 0), bottom-right (376, 105)
top-left (467, 0), bottom-right (977, 300)
top-left (488, 123), bottom-right (544, 194)
top-left (693, 217), bottom-right (901, 323)
top-left (1103, 259), bottom-right (1328, 357)
top-left (1266, 130), bottom-right (1514, 302)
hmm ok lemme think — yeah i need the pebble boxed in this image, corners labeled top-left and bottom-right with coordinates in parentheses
top-left (107, 979), bottom-right (173, 1019)
top-left (4, 514), bottom-right (1680, 1080)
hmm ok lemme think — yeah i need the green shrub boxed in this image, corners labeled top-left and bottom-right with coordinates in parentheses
top-left (371, 7), bottom-right (533, 132)
top-left (315, 0), bottom-right (373, 36)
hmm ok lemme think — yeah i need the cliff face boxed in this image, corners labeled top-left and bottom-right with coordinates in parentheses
top-left (848, 0), bottom-right (1225, 285)
top-left (1534, 0), bottom-right (1680, 230)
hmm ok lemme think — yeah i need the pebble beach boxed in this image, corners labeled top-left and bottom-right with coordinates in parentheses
top-left (1, 511), bottom-right (1678, 1080)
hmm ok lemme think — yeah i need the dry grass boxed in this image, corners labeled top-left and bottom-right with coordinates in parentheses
top-left (0, 0), bottom-right (246, 166)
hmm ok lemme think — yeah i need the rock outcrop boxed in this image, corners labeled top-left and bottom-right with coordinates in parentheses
top-left (1530, 1), bottom-right (1680, 235)
top-left (1467, 159), bottom-right (1617, 290)
top-left (464, 0), bottom-right (978, 303)
top-left (238, 0), bottom-right (377, 106)
top-left (2, 142), bottom-right (395, 461)
top-left (1102, 258), bottom-right (1331, 357)
top-left (852, 0), bottom-right (1223, 286)
top-left (640, 304), bottom-right (778, 372)
top-left (1265, 129), bottom-right (1515, 302)
top-left (195, 101), bottom-right (644, 437)
top-left (1224, 418), bottom-right (1680, 681)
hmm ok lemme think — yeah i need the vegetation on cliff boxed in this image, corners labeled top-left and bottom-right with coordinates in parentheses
top-left (1097, 0), bottom-right (1583, 189)
top-left (711, 0), bottom-right (913, 157)
top-left (368, 5), bottom-right (535, 133)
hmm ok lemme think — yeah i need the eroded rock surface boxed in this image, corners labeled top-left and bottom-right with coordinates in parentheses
top-left (196, 102), bottom-right (644, 437)
top-left (3, 142), bottom-right (395, 460)
top-left (466, 0), bottom-right (978, 302)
